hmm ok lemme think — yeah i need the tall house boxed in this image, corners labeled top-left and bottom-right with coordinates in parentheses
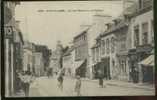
top-left (128, 0), bottom-right (154, 83)
top-left (74, 29), bottom-right (88, 61)
top-left (73, 28), bottom-right (88, 77)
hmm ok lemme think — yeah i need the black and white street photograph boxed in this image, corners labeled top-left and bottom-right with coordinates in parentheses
top-left (3, 0), bottom-right (155, 97)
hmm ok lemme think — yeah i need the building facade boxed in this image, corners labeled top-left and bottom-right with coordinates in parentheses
top-left (23, 42), bottom-right (35, 73)
top-left (4, 2), bottom-right (23, 96)
top-left (87, 15), bottom-right (112, 79)
top-left (128, 0), bottom-right (154, 83)
top-left (73, 29), bottom-right (88, 77)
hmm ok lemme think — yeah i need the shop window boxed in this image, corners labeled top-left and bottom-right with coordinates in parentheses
top-left (142, 22), bottom-right (148, 45)
top-left (134, 25), bottom-right (140, 47)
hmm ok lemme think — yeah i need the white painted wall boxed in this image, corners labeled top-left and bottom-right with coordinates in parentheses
top-left (131, 10), bottom-right (153, 48)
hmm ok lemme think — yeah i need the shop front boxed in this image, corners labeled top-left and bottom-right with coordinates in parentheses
top-left (75, 59), bottom-right (87, 77)
top-left (138, 54), bottom-right (154, 84)
top-left (101, 57), bottom-right (111, 80)
top-left (128, 45), bottom-right (153, 83)
top-left (116, 53), bottom-right (129, 81)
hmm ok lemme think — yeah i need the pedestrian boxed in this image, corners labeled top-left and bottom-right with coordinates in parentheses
top-left (98, 70), bottom-right (103, 88)
top-left (74, 75), bottom-right (81, 96)
top-left (57, 74), bottom-right (64, 91)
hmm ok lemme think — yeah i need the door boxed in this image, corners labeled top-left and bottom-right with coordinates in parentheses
top-left (102, 57), bottom-right (110, 80)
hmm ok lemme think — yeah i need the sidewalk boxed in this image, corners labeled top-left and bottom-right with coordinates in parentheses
top-left (81, 78), bottom-right (155, 91)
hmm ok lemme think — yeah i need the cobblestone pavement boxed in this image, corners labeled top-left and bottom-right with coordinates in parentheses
top-left (29, 76), bottom-right (155, 97)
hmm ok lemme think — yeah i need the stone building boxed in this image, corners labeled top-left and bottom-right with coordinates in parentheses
top-left (87, 14), bottom-right (112, 79)
top-left (73, 28), bottom-right (88, 77)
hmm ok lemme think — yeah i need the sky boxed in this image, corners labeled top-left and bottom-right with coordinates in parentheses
top-left (15, 1), bottom-right (123, 50)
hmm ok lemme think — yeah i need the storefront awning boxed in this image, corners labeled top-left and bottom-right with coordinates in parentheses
top-left (138, 55), bottom-right (154, 66)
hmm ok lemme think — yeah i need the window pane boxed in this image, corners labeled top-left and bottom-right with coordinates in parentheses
top-left (134, 25), bottom-right (139, 47)
top-left (142, 22), bottom-right (148, 45)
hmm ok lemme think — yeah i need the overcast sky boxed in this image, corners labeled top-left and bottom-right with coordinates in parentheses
top-left (15, 1), bottom-right (123, 50)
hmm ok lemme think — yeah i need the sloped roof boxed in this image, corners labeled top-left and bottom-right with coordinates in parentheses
top-left (101, 20), bottom-right (128, 37)
top-left (74, 27), bottom-right (90, 40)
top-left (63, 46), bottom-right (74, 57)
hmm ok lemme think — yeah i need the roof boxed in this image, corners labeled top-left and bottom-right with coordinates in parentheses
top-left (73, 27), bottom-right (90, 40)
top-left (101, 20), bottom-right (128, 37)
top-left (63, 46), bottom-right (74, 57)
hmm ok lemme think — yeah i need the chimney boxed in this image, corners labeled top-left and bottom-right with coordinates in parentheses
top-left (105, 23), bottom-right (112, 30)
top-left (113, 18), bottom-right (121, 26)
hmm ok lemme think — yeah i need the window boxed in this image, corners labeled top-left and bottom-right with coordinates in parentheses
top-left (101, 40), bottom-right (105, 54)
top-left (96, 48), bottom-right (99, 62)
top-left (106, 38), bottom-right (110, 54)
top-left (143, 0), bottom-right (153, 9)
top-left (151, 20), bottom-right (154, 44)
top-left (120, 60), bottom-right (126, 73)
top-left (111, 37), bottom-right (115, 53)
top-left (92, 49), bottom-right (95, 62)
top-left (134, 25), bottom-right (140, 47)
top-left (142, 22), bottom-right (148, 45)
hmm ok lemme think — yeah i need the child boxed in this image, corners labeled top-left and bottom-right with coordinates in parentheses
top-left (75, 75), bottom-right (81, 96)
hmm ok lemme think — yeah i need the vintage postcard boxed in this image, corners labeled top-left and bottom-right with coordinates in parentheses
top-left (3, 0), bottom-right (155, 97)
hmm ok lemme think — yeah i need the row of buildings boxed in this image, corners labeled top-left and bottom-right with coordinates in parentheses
top-left (60, 0), bottom-right (154, 84)
top-left (4, 2), bottom-right (51, 96)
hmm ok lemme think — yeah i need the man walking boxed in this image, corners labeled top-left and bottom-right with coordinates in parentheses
top-left (74, 75), bottom-right (81, 96)
top-left (98, 70), bottom-right (104, 88)
top-left (57, 73), bottom-right (64, 91)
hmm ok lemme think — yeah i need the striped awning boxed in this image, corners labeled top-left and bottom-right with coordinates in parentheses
top-left (138, 55), bottom-right (154, 66)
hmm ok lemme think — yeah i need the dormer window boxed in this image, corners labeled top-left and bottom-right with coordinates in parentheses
top-left (106, 23), bottom-right (112, 30)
